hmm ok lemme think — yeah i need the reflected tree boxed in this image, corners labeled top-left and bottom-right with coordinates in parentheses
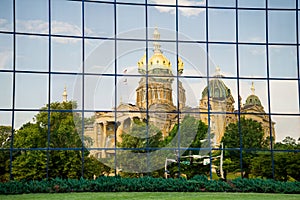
top-left (0, 125), bottom-right (12, 181)
top-left (252, 136), bottom-right (300, 181)
top-left (221, 118), bottom-right (268, 178)
top-left (12, 101), bottom-right (109, 181)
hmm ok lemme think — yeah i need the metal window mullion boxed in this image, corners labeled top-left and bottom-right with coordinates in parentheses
top-left (9, 0), bottom-right (16, 180)
top-left (175, 0), bottom-right (181, 176)
top-left (297, 0), bottom-right (300, 128)
top-left (265, 0), bottom-right (275, 179)
top-left (236, 0), bottom-right (243, 179)
top-left (46, 0), bottom-right (52, 180)
top-left (205, 0), bottom-right (212, 180)
top-left (113, 0), bottom-right (118, 176)
top-left (145, 0), bottom-right (150, 175)
top-left (81, 0), bottom-right (85, 178)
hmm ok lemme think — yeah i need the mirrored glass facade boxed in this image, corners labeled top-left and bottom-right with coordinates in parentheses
top-left (0, 0), bottom-right (299, 181)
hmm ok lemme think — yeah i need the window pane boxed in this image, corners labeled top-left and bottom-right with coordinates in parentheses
top-left (14, 111), bottom-right (38, 129)
top-left (51, 0), bottom-right (82, 36)
top-left (149, 0), bottom-right (175, 5)
top-left (273, 151), bottom-right (300, 181)
top-left (0, 34), bottom-right (13, 70)
top-left (178, 43), bottom-right (207, 76)
top-left (92, 75), bottom-right (116, 110)
top-left (117, 5), bottom-right (145, 39)
top-left (178, 7), bottom-right (206, 41)
top-left (51, 37), bottom-right (82, 73)
top-left (269, 45), bottom-right (297, 78)
top-left (208, 0), bottom-right (235, 7)
top-left (16, 35), bottom-right (49, 72)
top-left (85, 39), bottom-right (114, 74)
top-left (273, 115), bottom-right (300, 146)
top-left (85, 75), bottom-right (114, 111)
top-left (51, 74), bottom-right (82, 109)
top-left (270, 80), bottom-right (299, 114)
top-left (0, 111), bottom-right (12, 127)
top-left (148, 6), bottom-right (176, 40)
top-left (117, 40), bottom-right (145, 75)
top-left (0, 0), bottom-right (13, 32)
top-left (208, 44), bottom-right (236, 77)
top-left (181, 77), bottom-right (206, 110)
top-left (240, 80), bottom-right (269, 114)
top-left (238, 0), bottom-right (265, 8)
top-left (238, 10), bottom-right (265, 43)
top-left (0, 72), bottom-right (12, 109)
top-left (208, 9), bottom-right (236, 42)
top-left (50, 112), bottom-right (82, 148)
top-left (15, 73), bottom-right (48, 109)
top-left (117, 76), bottom-right (140, 107)
top-left (16, 0), bottom-right (48, 34)
top-left (84, 2), bottom-right (114, 37)
top-left (268, 11), bottom-right (296, 44)
top-left (268, 0), bottom-right (296, 9)
top-left (239, 45), bottom-right (267, 78)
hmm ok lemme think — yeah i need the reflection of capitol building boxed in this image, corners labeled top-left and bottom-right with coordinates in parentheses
top-left (85, 29), bottom-right (275, 158)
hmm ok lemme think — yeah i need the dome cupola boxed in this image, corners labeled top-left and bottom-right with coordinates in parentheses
top-left (201, 67), bottom-right (231, 100)
top-left (244, 82), bottom-right (262, 106)
top-left (137, 28), bottom-right (183, 74)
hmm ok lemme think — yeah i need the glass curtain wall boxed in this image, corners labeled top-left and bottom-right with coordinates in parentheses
top-left (0, 0), bottom-right (299, 181)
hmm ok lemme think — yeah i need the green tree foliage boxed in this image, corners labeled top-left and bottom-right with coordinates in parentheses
top-left (116, 118), bottom-right (164, 177)
top-left (11, 101), bottom-right (109, 181)
top-left (251, 136), bottom-right (300, 181)
top-left (162, 115), bottom-right (208, 155)
top-left (221, 118), bottom-right (268, 178)
top-left (117, 115), bottom-right (209, 178)
top-left (0, 126), bottom-right (11, 147)
top-left (118, 118), bottom-right (164, 152)
top-left (0, 125), bottom-right (12, 182)
top-left (170, 116), bottom-right (210, 179)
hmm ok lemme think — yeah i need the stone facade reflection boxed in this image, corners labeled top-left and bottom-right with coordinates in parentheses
top-left (85, 29), bottom-right (275, 158)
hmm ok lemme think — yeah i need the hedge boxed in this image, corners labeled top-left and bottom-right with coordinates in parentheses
top-left (0, 175), bottom-right (299, 194)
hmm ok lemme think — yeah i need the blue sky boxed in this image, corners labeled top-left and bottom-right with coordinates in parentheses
top-left (0, 0), bottom-right (299, 142)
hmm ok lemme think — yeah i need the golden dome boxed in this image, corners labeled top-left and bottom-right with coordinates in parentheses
top-left (138, 53), bottom-right (146, 68)
top-left (137, 28), bottom-right (184, 73)
top-left (137, 52), bottom-right (172, 71)
top-left (149, 53), bottom-right (171, 68)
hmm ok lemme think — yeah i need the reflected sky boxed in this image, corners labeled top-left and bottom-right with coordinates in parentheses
top-left (0, 0), bottom-right (299, 142)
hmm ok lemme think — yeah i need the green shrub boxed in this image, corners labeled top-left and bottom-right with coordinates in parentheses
top-left (0, 176), bottom-right (299, 194)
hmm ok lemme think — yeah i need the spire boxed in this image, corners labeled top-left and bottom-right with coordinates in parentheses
top-left (153, 27), bottom-right (161, 54)
top-left (215, 66), bottom-right (222, 77)
top-left (251, 81), bottom-right (255, 95)
top-left (216, 66), bottom-right (220, 74)
top-left (62, 86), bottom-right (68, 102)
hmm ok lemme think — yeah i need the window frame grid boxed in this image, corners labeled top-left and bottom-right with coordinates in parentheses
top-left (0, 0), bottom-right (298, 180)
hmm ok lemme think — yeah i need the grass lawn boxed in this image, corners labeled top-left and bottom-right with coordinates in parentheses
top-left (0, 192), bottom-right (299, 200)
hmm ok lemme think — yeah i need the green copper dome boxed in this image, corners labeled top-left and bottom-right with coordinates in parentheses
top-left (201, 78), bottom-right (231, 100)
top-left (245, 94), bottom-right (262, 106)
top-left (244, 82), bottom-right (262, 107)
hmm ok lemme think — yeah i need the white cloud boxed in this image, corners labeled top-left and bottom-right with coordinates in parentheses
top-left (150, 0), bottom-right (206, 17)
top-left (0, 51), bottom-right (12, 69)
top-left (8, 19), bottom-right (94, 44)
top-left (17, 19), bottom-right (49, 34)
top-left (249, 36), bottom-right (265, 43)
top-left (0, 18), bottom-right (11, 31)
